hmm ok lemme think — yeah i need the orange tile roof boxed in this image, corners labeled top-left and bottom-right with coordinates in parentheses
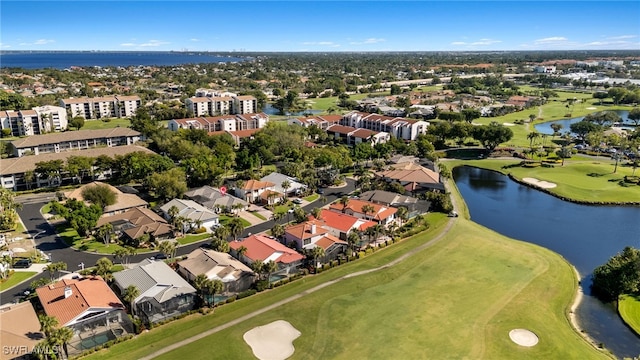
top-left (315, 234), bottom-right (347, 251)
top-left (0, 302), bottom-right (43, 359)
top-left (318, 209), bottom-right (376, 232)
top-left (243, 179), bottom-right (275, 191)
top-left (230, 128), bottom-right (260, 138)
top-left (36, 276), bottom-right (124, 326)
top-left (259, 189), bottom-right (281, 201)
top-left (285, 219), bottom-right (329, 240)
top-left (229, 234), bottom-right (304, 264)
top-left (329, 199), bottom-right (397, 221)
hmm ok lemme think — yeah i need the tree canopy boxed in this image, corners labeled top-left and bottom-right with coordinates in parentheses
top-left (592, 246), bottom-right (640, 302)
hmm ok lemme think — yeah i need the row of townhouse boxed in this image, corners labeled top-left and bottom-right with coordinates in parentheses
top-left (167, 112), bottom-right (269, 133)
top-left (60, 95), bottom-right (141, 119)
top-left (340, 111), bottom-right (429, 141)
top-left (0, 105), bottom-right (68, 137)
top-left (185, 95), bottom-right (258, 116)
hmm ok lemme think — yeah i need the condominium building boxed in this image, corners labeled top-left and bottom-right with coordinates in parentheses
top-left (167, 113), bottom-right (269, 133)
top-left (340, 111), bottom-right (429, 141)
top-left (10, 128), bottom-right (142, 157)
top-left (0, 105), bottom-right (68, 137)
top-left (185, 95), bottom-right (257, 117)
top-left (59, 95), bottom-right (141, 119)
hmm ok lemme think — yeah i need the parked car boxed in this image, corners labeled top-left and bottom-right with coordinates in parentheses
top-left (12, 259), bottom-right (32, 269)
top-left (292, 198), bottom-right (303, 204)
top-left (316, 188), bottom-right (325, 195)
top-left (150, 253), bottom-right (167, 261)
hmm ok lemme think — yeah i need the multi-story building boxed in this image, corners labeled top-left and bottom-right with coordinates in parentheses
top-left (167, 113), bottom-right (269, 133)
top-left (340, 111), bottom-right (429, 141)
top-left (60, 95), bottom-right (141, 119)
top-left (185, 95), bottom-right (257, 117)
top-left (0, 105), bottom-right (68, 136)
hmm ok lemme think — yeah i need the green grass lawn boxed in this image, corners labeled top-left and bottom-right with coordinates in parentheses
top-left (84, 214), bottom-right (608, 360)
top-left (446, 158), bottom-right (640, 204)
top-left (176, 233), bottom-right (210, 245)
top-left (82, 118), bottom-right (132, 130)
top-left (218, 215), bottom-right (251, 228)
top-left (0, 271), bottom-right (37, 291)
top-left (252, 212), bottom-right (267, 221)
top-left (303, 194), bottom-right (319, 202)
top-left (619, 294), bottom-right (640, 336)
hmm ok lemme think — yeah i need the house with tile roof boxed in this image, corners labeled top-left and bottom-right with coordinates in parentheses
top-left (260, 172), bottom-right (306, 197)
top-left (0, 302), bottom-right (44, 360)
top-left (284, 219), bottom-right (347, 263)
top-left (229, 234), bottom-right (304, 275)
top-left (316, 209), bottom-right (376, 240)
top-left (184, 185), bottom-right (249, 213)
top-left (329, 198), bottom-right (397, 226)
top-left (341, 111), bottom-right (429, 141)
top-left (64, 181), bottom-right (148, 217)
top-left (0, 145), bottom-right (155, 191)
top-left (159, 199), bottom-right (219, 233)
top-left (95, 207), bottom-right (173, 244)
top-left (235, 179), bottom-right (276, 204)
top-left (113, 259), bottom-right (197, 325)
top-left (177, 248), bottom-right (256, 294)
top-left (35, 276), bottom-right (133, 354)
top-left (374, 161), bottom-right (445, 193)
top-left (358, 190), bottom-right (431, 218)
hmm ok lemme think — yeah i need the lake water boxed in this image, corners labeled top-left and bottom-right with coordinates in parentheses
top-left (0, 51), bottom-right (246, 69)
top-left (534, 110), bottom-right (631, 135)
top-left (453, 165), bottom-right (640, 358)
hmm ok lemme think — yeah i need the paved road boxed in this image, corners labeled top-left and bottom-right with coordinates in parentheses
top-left (0, 179), bottom-right (356, 305)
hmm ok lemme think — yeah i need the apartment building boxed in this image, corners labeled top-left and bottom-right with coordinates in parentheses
top-left (185, 95), bottom-right (257, 117)
top-left (0, 105), bottom-right (68, 136)
top-left (10, 128), bottom-right (142, 157)
top-left (167, 113), bottom-right (269, 133)
top-left (340, 111), bottom-right (429, 141)
top-left (60, 95), bottom-right (141, 119)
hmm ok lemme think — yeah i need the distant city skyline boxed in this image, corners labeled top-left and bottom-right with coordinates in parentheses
top-left (1, 1), bottom-right (639, 52)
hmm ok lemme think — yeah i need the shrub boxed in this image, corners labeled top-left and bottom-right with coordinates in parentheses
top-left (225, 296), bottom-right (237, 304)
top-left (254, 280), bottom-right (269, 292)
top-left (194, 227), bottom-right (207, 234)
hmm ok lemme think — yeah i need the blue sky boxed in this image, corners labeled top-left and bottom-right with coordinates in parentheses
top-left (1, 1), bottom-right (639, 51)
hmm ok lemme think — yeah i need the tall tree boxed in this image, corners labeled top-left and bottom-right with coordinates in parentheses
top-left (81, 184), bottom-right (117, 210)
top-left (122, 285), bottom-right (140, 316)
top-left (227, 217), bottom-right (245, 241)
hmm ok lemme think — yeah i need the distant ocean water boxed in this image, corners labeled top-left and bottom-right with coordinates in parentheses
top-left (0, 51), bottom-right (247, 69)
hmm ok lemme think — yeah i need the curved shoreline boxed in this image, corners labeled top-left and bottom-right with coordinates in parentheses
top-left (567, 266), bottom-right (607, 353)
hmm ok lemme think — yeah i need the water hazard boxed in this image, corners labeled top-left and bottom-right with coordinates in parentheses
top-left (453, 165), bottom-right (640, 358)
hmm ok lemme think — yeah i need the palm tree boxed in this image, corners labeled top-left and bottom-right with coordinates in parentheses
top-left (210, 237), bottom-right (230, 253)
top-left (263, 260), bottom-right (278, 285)
top-left (228, 217), bottom-right (245, 241)
top-left (281, 180), bottom-right (291, 201)
top-left (236, 245), bottom-right (248, 261)
top-left (158, 241), bottom-right (176, 261)
top-left (122, 285), bottom-right (140, 316)
top-left (361, 204), bottom-right (375, 221)
top-left (310, 207), bottom-right (322, 220)
top-left (396, 206), bottom-right (408, 227)
top-left (231, 203), bottom-right (244, 216)
top-left (310, 246), bottom-right (325, 267)
top-left (38, 314), bottom-right (59, 338)
top-left (95, 257), bottom-right (113, 278)
top-left (124, 246), bottom-right (137, 265)
top-left (53, 326), bottom-right (74, 359)
top-left (339, 196), bottom-right (350, 213)
top-left (347, 230), bottom-right (360, 255)
top-left (24, 170), bottom-right (35, 190)
top-left (251, 260), bottom-right (264, 279)
top-left (527, 131), bottom-right (540, 148)
top-left (214, 224), bottom-right (230, 241)
top-left (271, 223), bottom-right (285, 240)
top-left (193, 274), bottom-right (210, 306)
top-left (168, 205), bottom-right (179, 225)
top-left (96, 223), bottom-right (114, 245)
top-left (271, 211), bottom-right (284, 223)
top-left (209, 279), bottom-right (224, 306)
top-left (113, 248), bottom-right (127, 265)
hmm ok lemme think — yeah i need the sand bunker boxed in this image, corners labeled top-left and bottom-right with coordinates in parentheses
top-left (244, 320), bottom-right (301, 360)
top-left (509, 329), bottom-right (539, 347)
top-left (502, 122), bottom-right (516, 126)
top-left (522, 177), bottom-right (557, 189)
top-left (586, 107), bottom-right (597, 110)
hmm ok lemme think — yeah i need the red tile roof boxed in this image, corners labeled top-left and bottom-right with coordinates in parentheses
top-left (36, 276), bottom-right (124, 326)
top-left (318, 209), bottom-right (376, 232)
top-left (329, 199), bottom-right (397, 221)
top-left (230, 128), bottom-right (260, 138)
top-left (285, 219), bottom-right (329, 240)
top-left (229, 234), bottom-right (304, 264)
top-left (315, 234), bottom-right (347, 250)
top-left (243, 179), bottom-right (275, 191)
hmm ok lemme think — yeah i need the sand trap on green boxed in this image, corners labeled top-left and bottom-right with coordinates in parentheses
top-left (503, 122), bottom-right (516, 126)
top-left (243, 320), bottom-right (300, 360)
top-left (509, 329), bottom-right (539, 347)
top-left (523, 177), bottom-right (557, 189)
top-left (586, 107), bottom-right (597, 110)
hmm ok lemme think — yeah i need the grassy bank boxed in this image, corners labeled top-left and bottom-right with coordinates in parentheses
top-left (446, 158), bottom-right (640, 204)
top-left (619, 294), bottom-right (640, 336)
top-left (84, 214), bottom-right (607, 360)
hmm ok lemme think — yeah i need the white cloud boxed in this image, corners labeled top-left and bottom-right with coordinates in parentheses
top-left (450, 38), bottom-right (502, 46)
top-left (350, 38), bottom-right (385, 45)
top-left (190, 38), bottom-right (200, 42)
top-left (19, 39), bottom-right (55, 46)
top-left (119, 40), bottom-right (170, 48)
top-left (605, 35), bottom-right (637, 40)
top-left (302, 41), bottom-right (337, 46)
top-left (0, 43), bottom-right (10, 49)
top-left (534, 36), bottom-right (568, 44)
